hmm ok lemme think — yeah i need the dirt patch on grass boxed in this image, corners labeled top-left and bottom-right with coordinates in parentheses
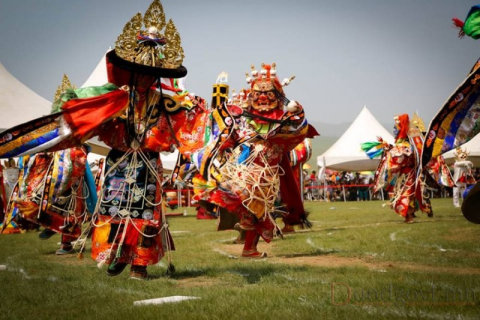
top-left (443, 228), bottom-right (480, 242)
top-left (42, 252), bottom-right (90, 266)
top-left (271, 255), bottom-right (480, 275)
top-left (218, 243), bottom-right (480, 275)
top-left (218, 242), bottom-right (270, 257)
top-left (273, 255), bottom-right (376, 269)
top-left (382, 261), bottom-right (480, 275)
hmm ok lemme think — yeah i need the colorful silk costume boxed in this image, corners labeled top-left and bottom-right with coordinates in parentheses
top-left (190, 65), bottom-right (318, 257)
top-left (1, 74), bottom-right (98, 250)
top-left (282, 137), bottom-right (313, 233)
top-left (91, 149), bottom-right (169, 269)
top-left (0, 0), bottom-right (207, 278)
top-left (421, 5), bottom-right (480, 222)
top-left (368, 114), bottom-right (433, 222)
top-left (289, 138), bottom-right (313, 197)
top-left (10, 148), bottom-right (92, 247)
top-left (81, 2), bottom-right (207, 277)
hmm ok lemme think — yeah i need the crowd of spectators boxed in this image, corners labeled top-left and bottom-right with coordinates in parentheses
top-left (304, 170), bottom-right (375, 202)
top-left (303, 167), bottom-right (480, 202)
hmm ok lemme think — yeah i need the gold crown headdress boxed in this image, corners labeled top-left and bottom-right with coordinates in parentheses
top-left (54, 74), bottom-right (76, 101)
top-left (230, 88), bottom-right (250, 108)
top-left (246, 63), bottom-right (295, 89)
top-left (411, 111), bottom-right (426, 133)
top-left (245, 63), bottom-right (295, 109)
top-left (51, 74), bottom-right (76, 114)
top-left (114, 0), bottom-right (184, 69)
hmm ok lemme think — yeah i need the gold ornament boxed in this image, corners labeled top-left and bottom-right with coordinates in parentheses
top-left (114, 0), bottom-right (184, 69)
top-left (54, 74), bottom-right (76, 101)
top-left (411, 111), bottom-right (426, 133)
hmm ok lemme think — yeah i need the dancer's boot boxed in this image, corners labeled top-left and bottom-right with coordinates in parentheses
top-left (241, 230), bottom-right (266, 258)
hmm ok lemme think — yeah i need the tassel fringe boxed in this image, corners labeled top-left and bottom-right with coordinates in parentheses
top-left (452, 17), bottom-right (466, 38)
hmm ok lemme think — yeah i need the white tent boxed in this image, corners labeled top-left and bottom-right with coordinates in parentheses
top-left (0, 62), bottom-right (111, 166)
top-left (0, 63), bottom-right (52, 130)
top-left (161, 150), bottom-right (179, 171)
top-left (317, 106), bottom-right (395, 172)
top-left (442, 133), bottom-right (480, 167)
top-left (81, 49), bottom-right (111, 88)
top-left (80, 49), bottom-right (113, 157)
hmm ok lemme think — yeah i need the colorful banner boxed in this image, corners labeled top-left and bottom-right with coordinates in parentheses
top-left (422, 59), bottom-right (480, 167)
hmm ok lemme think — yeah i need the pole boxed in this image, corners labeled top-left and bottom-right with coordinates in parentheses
top-left (177, 184), bottom-right (182, 208)
top-left (299, 165), bottom-right (304, 202)
top-left (322, 156), bottom-right (327, 201)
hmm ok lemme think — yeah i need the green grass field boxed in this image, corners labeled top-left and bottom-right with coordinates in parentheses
top-left (1, 198), bottom-right (479, 319)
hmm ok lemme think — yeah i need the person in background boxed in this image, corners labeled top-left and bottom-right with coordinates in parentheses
top-left (358, 176), bottom-right (369, 201)
top-left (348, 172), bottom-right (360, 201)
top-left (473, 168), bottom-right (480, 183)
top-left (330, 172), bottom-right (338, 185)
top-left (370, 114), bottom-right (432, 222)
top-left (328, 172), bottom-right (338, 201)
top-left (452, 147), bottom-right (476, 208)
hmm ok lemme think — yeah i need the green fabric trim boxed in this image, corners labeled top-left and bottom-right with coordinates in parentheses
top-left (204, 113), bottom-right (212, 144)
top-left (246, 119), bottom-right (271, 134)
top-left (51, 83), bottom-right (119, 113)
top-left (464, 10), bottom-right (480, 39)
top-left (360, 141), bottom-right (381, 152)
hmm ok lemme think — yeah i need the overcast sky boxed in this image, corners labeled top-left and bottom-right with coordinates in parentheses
top-left (1, 0), bottom-right (479, 127)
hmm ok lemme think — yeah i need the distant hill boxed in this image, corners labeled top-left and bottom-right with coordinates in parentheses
top-left (309, 121), bottom-right (349, 137)
top-left (305, 135), bottom-right (337, 170)
top-left (309, 121), bottom-right (394, 138)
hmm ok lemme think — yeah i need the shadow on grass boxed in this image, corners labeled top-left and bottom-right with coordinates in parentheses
top-left (278, 249), bottom-right (339, 258)
top-left (150, 261), bottom-right (307, 284)
top-left (149, 263), bottom-right (305, 285)
top-left (40, 251), bottom-right (59, 256)
top-left (149, 265), bottom-right (214, 280)
top-left (225, 264), bottom-right (279, 284)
